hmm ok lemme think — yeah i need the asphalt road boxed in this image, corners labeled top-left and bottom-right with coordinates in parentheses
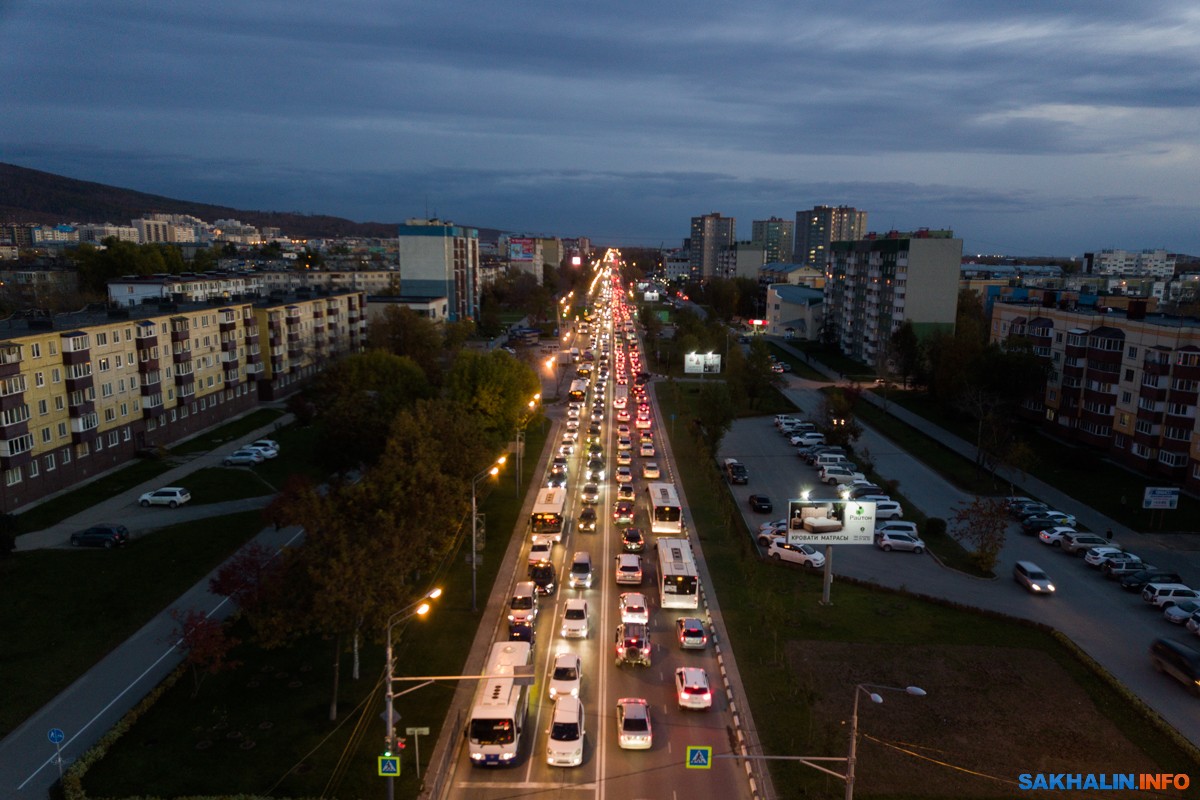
top-left (720, 373), bottom-right (1200, 749)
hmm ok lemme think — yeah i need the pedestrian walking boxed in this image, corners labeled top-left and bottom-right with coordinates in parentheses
top-left (1105, 528), bottom-right (1113, 541)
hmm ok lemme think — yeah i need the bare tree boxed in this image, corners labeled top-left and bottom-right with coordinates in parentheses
top-left (949, 497), bottom-right (1009, 573)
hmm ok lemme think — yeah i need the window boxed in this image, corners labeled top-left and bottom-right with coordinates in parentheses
top-left (30, 343), bottom-right (40, 358)
top-left (108, 430), bottom-right (119, 447)
top-left (98, 357), bottom-right (110, 372)
top-left (115, 354), bottom-right (123, 368)
top-left (57, 422), bottom-right (67, 438)
top-left (37, 399), bottom-right (47, 415)
top-left (94, 437), bottom-right (103, 452)
top-left (48, 341), bottom-right (56, 356)
top-left (41, 427), bottom-right (51, 443)
top-left (1128, 346), bottom-right (1138, 358)
top-left (104, 408), bottom-right (115, 422)
top-left (101, 383), bottom-right (113, 398)
top-left (52, 368), bottom-right (60, 383)
top-left (76, 442), bottom-right (89, 458)
top-left (120, 402), bottom-right (128, 417)
top-left (96, 332), bottom-right (108, 346)
top-left (62, 449), bottom-right (70, 464)
top-left (27, 460), bottom-right (38, 478)
top-left (1124, 369), bottom-right (1134, 381)
top-left (1118, 413), bottom-right (1128, 426)
top-left (1121, 391), bottom-right (1132, 403)
top-left (123, 427), bottom-right (131, 442)
top-left (35, 372), bottom-right (45, 387)
top-left (4, 467), bottom-right (20, 486)
top-left (44, 453), bottom-right (55, 471)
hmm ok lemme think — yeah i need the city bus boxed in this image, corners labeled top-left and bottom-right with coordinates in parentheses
top-left (646, 482), bottom-right (683, 535)
top-left (612, 384), bottom-right (629, 410)
top-left (568, 379), bottom-right (588, 402)
top-left (530, 487), bottom-right (567, 542)
top-left (467, 641), bottom-right (532, 766)
top-left (656, 537), bottom-right (700, 609)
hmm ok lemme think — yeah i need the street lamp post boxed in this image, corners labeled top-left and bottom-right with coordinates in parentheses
top-left (845, 684), bottom-right (925, 800)
top-left (384, 588), bottom-right (443, 800)
top-left (471, 457), bottom-right (506, 612)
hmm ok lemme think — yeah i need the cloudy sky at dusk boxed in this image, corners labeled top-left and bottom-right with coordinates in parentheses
top-left (4, 1), bottom-right (1199, 256)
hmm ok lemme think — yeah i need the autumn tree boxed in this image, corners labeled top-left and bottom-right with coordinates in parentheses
top-left (169, 609), bottom-right (241, 699)
top-left (817, 389), bottom-right (864, 448)
top-left (949, 497), bottom-right (1009, 573)
top-left (208, 542), bottom-right (281, 616)
top-left (444, 349), bottom-right (541, 449)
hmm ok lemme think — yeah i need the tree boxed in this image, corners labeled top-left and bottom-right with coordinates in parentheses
top-left (693, 381), bottom-right (735, 454)
top-left (208, 542), bottom-right (281, 616)
top-left (817, 389), bottom-right (863, 448)
top-left (730, 337), bottom-right (777, 409)
top-left (169, 609), bottom-right (241, 699)
top-left (949, 497), bottom-right (1008, 573)
top-left (368, 306), bottom-right (446, 385)
top-left (444, 350), bottom-right (541, 449)
top-left (888, 321), bottom-right (922, 388)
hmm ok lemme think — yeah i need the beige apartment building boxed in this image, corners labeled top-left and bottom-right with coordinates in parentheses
top-left (0, 290), bottom-right (365, 512)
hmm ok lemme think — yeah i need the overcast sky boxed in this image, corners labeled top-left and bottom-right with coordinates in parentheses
top-left (4, 1), bottom-right (1200, 256)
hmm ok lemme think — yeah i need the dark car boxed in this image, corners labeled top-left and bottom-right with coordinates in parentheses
top-left (578, 507), bottom-right (598, 533)
top-left (529, 560), bottom-right (558, 596)
top-left (621, 527), bottom-right (645, 553)
top-left (748, 495), bottom-right (773, 513)
top-left (848, 485), bottom-right (885, 499)
top-left (1121, 569), bottom-right (1184, 592)
top-left (508, 620), bottom-right (535, 644)
top-left (69, 524), bottom-right (130, 549)
top-left (1020, 515), bottom-right (1062, 535)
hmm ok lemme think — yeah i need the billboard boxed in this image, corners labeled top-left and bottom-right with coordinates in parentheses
top-left (785, 499), bottom-right (876, 545)
top-left (508, 238), bottom-right (535, 261)
top-left (644, 290), bottom-right (660, 302)
top-left (1143, 487), bottom-right (1180, 510)
top-left (684, 353), bottom-right (722, 374)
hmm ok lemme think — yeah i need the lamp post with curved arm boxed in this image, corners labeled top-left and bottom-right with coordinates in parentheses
top-left (472, 456), bottom-right (506, 612)
top-left (383, 588), bottom-right (442, 800)
top-left (845, 683), bottom-right (926, 800)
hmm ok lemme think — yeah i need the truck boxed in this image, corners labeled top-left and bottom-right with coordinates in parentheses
top-left (723, 458), bottom-right (748, 485)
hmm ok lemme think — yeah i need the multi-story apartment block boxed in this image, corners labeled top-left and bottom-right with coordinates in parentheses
top-left (825, 230), bottom-right (962, 366)
top-left (76, 223), bottom-right (140, 244)
top-left (688, 213), bottom-right (735, 280)
top-left (663, 249), bottom-right (692, 283)
top-left (108, 273), bottom-right (266, 306)
top-left (1085, 249), bottom-right (1176, 279)
top-left (397, 219), bottom-right (480, 321)
top-left (992, 300), bottom-right (1200, 490)
top-left (0, 290), bottom-right (365, 512)
top-left (751, 218), bottom-right (795, 266)
top-left (794, 205), bottom-right (867, 269)
top-left (716, 241), bottom-right (765, 280)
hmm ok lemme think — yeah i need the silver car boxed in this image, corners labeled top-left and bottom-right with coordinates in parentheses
top-left (874, 531), bottom-right (925, 554)
top-left (1013, 560), bottom-right (1055, 595)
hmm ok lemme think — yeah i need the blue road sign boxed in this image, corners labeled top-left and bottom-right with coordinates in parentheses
top-left (686, 745), bottom-right (712, 769)
top-left (378, 755), bottom-right (400, 776)
top-left (48, 729), bottom-right (65, 745)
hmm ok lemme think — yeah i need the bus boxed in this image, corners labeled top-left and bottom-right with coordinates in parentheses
top-left (467, 641), bottom-right (532, 766)
top-left (612, 384), bottom-right (629, 410)
top-left (646, 482), bottom-right (683, 535)
top-left (530, 487), bottom-right (567, 542)
top-left (656, 537), bottom-right (700, 609)
top-left (568, 379), bottom-right (588, 402)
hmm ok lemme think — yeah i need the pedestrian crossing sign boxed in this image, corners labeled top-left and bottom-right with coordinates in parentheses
top-left (686, 745), bottom-right (712, 769)
top-left (378, 755), bottom-right (400, 776)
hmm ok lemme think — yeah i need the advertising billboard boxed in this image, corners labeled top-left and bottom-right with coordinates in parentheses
top-left (508, 238), bottom-right (535, 261)
top-left (684, 353), bottom-right (722, 374)
top-left (785, 499), bottom-right (876, 545)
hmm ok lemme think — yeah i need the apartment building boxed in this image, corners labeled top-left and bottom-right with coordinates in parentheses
top-left (397, 219), bottom-right (480, 321)
top-left (825, 230), bottom-right (961, 366)
top-left (0, 290), bottom-right (365, 512)
top-left (794, 205), bottom-right (867, 269)
top-left (751, 218), bottom-right (795, 265)
top-left (992, 300), bottom-right (1200, 490)
top-left (688, 212), bottom-right (736, 280)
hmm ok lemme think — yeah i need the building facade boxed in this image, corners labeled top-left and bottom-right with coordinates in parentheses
top-left (396, 219), bottom-right (480, 322)
top-left (751, 218), bottom-right (795, 266)
top-left (825, 230), bottom-right (962, 365)
top-left (0, 290), bottom-right (365, 512)
top-left (716, 241), bottom-right (765, 280)
top-left (992, 301), bottom-right (1200, 491)
top-left (765, 284), bottom-right (823, 339)
top-left (794, 205), bottom-right (867, 268)
top-left (1085, 249), bottom-right (1177, 279)
top-left (688, 212), bottom-right (736, 280)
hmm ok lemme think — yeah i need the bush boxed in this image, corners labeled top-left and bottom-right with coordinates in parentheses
top-left (925, 517), bottom-right (947, 538)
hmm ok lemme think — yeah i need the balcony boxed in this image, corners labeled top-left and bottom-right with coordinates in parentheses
top-left (177, 382), bottom-right (196, 399)
top-left (69, 412), bottom-right (99, 435)
top-left (142, 392), bottom-right (164, 411)
top-left (0, 432), bottom-right (34, 459)
top-left (141, 370), bottom-right (162, 387)
top-left (224, 369), bottom-right (240, 384)
top-left (0, 374), bottom-right (27, 398)
top-left (135, 322), bottom-right (157, 341)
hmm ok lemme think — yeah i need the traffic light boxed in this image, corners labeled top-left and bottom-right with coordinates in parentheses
top-left (383, 734), bottom-right (394, 757)
top-left (398, 737), bottom-right (407, 750)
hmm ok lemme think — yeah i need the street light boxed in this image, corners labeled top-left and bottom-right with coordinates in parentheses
top-left (845, 683), bottom-right (926, 800)
top-left (472, 457), bottom-right (506, 611)
top-left (384, 588), bottom-right (443, 800)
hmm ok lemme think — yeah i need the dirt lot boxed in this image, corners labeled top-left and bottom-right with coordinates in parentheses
top-left (790, 642), bottom-right (1163, 799)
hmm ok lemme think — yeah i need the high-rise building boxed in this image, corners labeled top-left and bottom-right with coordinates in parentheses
top-left (689, 212), bottom-right (735, 280)
top-left (751, 217), bottom-right (795, 265)
top-left (824, 229), bottom-right (961, 365)
top-left (397, 219), bottom-right (481, 321)
top-left (794, 205), bottom-right (867, 268)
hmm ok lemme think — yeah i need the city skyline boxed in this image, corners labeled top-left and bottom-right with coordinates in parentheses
top-left (3, 1), bottom-right (1199, 256)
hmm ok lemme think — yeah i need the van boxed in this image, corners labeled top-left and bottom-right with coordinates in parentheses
top-left (508, 581), bottom-right (539, 623)
top-left (814, 453), bottom-right (849, 468)
top-left (569, 551), bottom-right (594, 589)
top-left (1150, 638), bottom-right (1200, 695)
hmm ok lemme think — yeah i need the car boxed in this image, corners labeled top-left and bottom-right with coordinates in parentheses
top-left (138, 487), bottom-right (191, 508)
top-left (617, 424), bottom-right (631, 436)
top-left (767, 539), bottom-right (826, 568)
top-left (69, 523), bottom-right (130, 549)
top-left (1011, 501), bottom-right (1050, 519)
top-left (615, 554), bottom-right (643, 585)
top-left (590, 410), bottom-right (604, 422)
top-left (613, 500), bottom-right (635, 525)
top-left (561, 598), bottom-right (591, 637)
top-left (546, 473), bottom-right (568, 489)
top-left (1143, 583), bottom-right (1199, 609)
top-left (545, 695), bottom-right (585, 767)
top-left (617, 437), bottom-right (633, 452)
top-left (548, 651), bottom-right (582, 699)
top-left (582, 484), bottom-right (600, 505)
top-left (567, 406), bottom-right (581, 419)
top-left (250, 438), bottom-right (279, 453)
top-left (675, 667), bottom-right (713, 710)
top-left (1187, 612), bottom-right (1200, 637)
top-left (621, 527), bottom-right (645, 552)
top-left (566, 418), bottom-right (581, 433)
top-left (615, 466), bottom-right (633, 484)
top-left (634, 416), bottom-right (652, 429)
top-left (616, 408), bottom-right (631, 422)
top-left (1164, 600), bottom-right (1200, 625)
top-left (1060, 532), bottom-right (1112, 555)
top-left (587, 443), bottom-right (604, 458)
top-left (529, 536), bottom-right (554, 564)
top-left (849, 485), bottom-right (886, 500)
top-left (875, 531), bottom-right (926, 554)
top-left (508, 581), bottom-right (538, 624)
top-left (1121, 569), bottom-right (1184, 592)
top-left (875, 520), bottom-right (919, 537)
top-left (616, 484), bottom-right (636, 502)
top-left (641, 462), bottom-right (662, 480)
top-left (1103, 557), bottom-right (1152, 579)
top-left (1037, 527), bottom-right (1077, 546)
top-left (676, 616), bottom-right (708, 649)
top-left (614, 623), bottom-right (652, 667)
top-left (748, 495), bottom-right (773, 513)
top-left (1021, 516), bottom-right (1064, 535)
top-left (756, 522), bottom-right (788, 546)
top-left (558, 442), bottom-right (575, 456)
top-left (530, 560), bottom-right (558, 595)
top-left (615, 697), bottom-right (653, 748)
top-left (1083, 546), bottom-right (1125, 568)
top-left (578, 507), bottom-right (598, 533)
top-left (1013, 560), bottom-right (1055, 595)
top-left (508, 620), bottom-right (535, 644)
top-left (619, 591), bottom-right (650, 624)
top-left (1149, 638), bottom-right (1200, 695)
top-left (616, 450), bottom-right (632, 466)
top-left (873, 500), bottom-right (904, 520)
top-left (586, 459), bottom-right (605, 481)
top-left (639, 442), bottom-right (655, 457)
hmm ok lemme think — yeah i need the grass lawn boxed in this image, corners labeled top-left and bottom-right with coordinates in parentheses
top-left (179, 466), bottom-right (280, 504)
top-left (766, 342), bottom-right (829, 382)
top-left (0, 511), bottom-right (265, 738)
top-left (80, 421), bottom-right (551, 800)
top-left (169, 408), bottom-right (285, 455)
top-left (658, 382), bottom-right (1199, 796)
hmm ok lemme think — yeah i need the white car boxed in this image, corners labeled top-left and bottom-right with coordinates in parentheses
top-left (558, 442), bottom-right (575, 456)
top-left (1083, 546), bottom-right (1124, 568)
top-left (529, 536), bottom-right (554, 564)
top-left (615, 554), bottom-right (643, 585)
top-left (616, 484), bottom-right (636, 502)
top-left (561, 598), bottom-right (590, 638)
top-left (642, 462), bottom-right (660, 479)
top-left (674, 667), bottom-right (713, 710)
top-left (874, 500), bottom-right (904, 520)
top-left (767, 539), bottom-right (826, 568)
top-left (244, 444), bottom-right (277, 460)
top-left (548, 651), bottom-right (582, 699)
top-left (138, 487), bottom-right (191, 508)
top-left (616, 450), bottom-right (632, 466)
top-left (616, 698), bottom-right (653, 749)
top-left (615, 466), bottom-right (633, 484)
top-left (562, 428), bottom-right (578, 441)
top-left (820, 465), bottom-right (866, 485)
top-left (1037, 527), bottom-right (1077, 546)
top-left (617, 437), bottom-right (633, 452)
top-left (634, 416), bottom-right (652, 429)
top-left (250, 439), bottom-right (279, 454)
top-left (619, 592), bottom-right (650, 624)
top-left (546, 695), bottom-right (585, 767)
top-left (1164, 600), bottom-right (1200, 625)
top-left (639, 442), bottom-right (655, 457)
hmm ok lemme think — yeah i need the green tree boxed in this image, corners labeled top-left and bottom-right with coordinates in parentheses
top-left (694, 381), bottom-right (735, 454)
top-left (444, 350), bottom-right (541, 449)
top-left (368, 305), bottom-right (445, 384)
top-left (818, 389), bottom-right (864, 448)
top-left (888, 321), bottom-right (922, 388)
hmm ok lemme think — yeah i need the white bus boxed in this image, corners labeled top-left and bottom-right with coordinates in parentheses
top-left (613, 384), bottom-right (629, 410)
top-left (568, 379), bottom-right (588, 402)
top-left (656, 537), bottom-right (700, 609)
top-left (646, 482), bottom-right (683, 535)
top-left (530, 487), bottom-right (567, 542)
top-left (468, 641), bottom-right (533, 766)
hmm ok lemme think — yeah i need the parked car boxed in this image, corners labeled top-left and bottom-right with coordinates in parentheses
top-left (875, 531), bottom-right (926, 554)
top-left (873, 500), bottom-right (904, 520)
top-left (1143, 583), bottom-right (1199, 609)
top-left (1061, 532), bottom-right (1112, 555)
top-left (819, 465), bottom-right (866, 486)
top-left (1164, 600), bottom-right (1200, 625)
top-left (1013, 560), bottom-right (1056, 595)
top-left (1037, 527), bottom-right (1077, 547)
top-left (1121, 569), bottom-right (1184, 593)
top-left (748, 495), bottom-right (773, 513)
top-left (1103, 557), bottom-right (1153, 580)
top-left (69, 523), bottom-right (130, 549)
top-left (767, 539), bottom-right (826, 568)
top-left (244, 443), bottom-right (278, 460)
top-left (138, 487), bottom-right (191, 508)
top-left (1083, 546), bottom-right (1125, 568)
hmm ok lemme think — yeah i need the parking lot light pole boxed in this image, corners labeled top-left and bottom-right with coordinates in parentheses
top-left (472, 457), bottom-right (506, 612)
top-left (845, 684), bottom-right (926, 800)
top-left (384, 589), bottom-right (442, 800)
